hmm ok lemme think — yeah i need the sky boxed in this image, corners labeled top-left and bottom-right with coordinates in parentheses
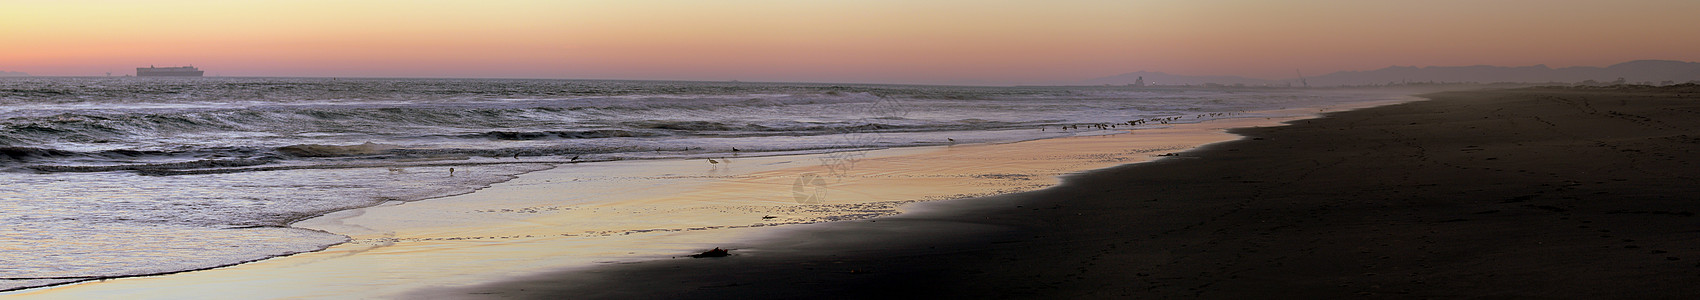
top-left (4, 0), bottom-right (1699, 85)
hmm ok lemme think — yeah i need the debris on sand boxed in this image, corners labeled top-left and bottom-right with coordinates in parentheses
top-left (690, 247), bottom-right (730, 258)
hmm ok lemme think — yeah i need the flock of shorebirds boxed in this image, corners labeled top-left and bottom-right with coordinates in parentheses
top-left (1043, 112), bottom-right (1243, 132)
top-left (390, 112), bottom-right (1249, 174)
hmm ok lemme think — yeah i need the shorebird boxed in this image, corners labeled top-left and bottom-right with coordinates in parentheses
top-left (386, 167), bottom-right (405, 174)
top-left (708, 158), bottom-right (720, 165)
top-left (570, 155), bottom-right (580, 161)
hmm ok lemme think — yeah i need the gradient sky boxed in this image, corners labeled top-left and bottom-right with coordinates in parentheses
top-left (4, 0), bottom-right (1699, 84)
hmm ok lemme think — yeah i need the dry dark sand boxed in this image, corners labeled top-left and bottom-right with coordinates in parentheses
top-left (428, 86), bottom-right (1700, 299)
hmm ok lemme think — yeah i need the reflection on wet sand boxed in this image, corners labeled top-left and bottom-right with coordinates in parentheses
top-left (17, 104), bottom-right (1393, 299)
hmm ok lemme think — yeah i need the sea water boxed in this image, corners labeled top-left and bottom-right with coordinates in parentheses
top-left (0, 77), bottom-right (1381, 291)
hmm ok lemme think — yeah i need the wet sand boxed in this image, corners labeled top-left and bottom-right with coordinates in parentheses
top-left (430, 86), bottom-right (1700, 299)
top-left (6, 95), bottom-right (1398, 298)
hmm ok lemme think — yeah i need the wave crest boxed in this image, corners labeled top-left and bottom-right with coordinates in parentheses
top-left (277, 142), bottom-right (398, 157)
top-left (466, 129), bottom-right (660, 140)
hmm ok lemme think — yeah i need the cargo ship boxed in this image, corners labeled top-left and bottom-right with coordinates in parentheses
top-left (136, 65), bottom-right (204, 77)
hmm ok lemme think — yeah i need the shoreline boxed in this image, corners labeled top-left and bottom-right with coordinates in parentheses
top-left (427, 86), bottom-right (1700, 299)
top-left (0, 127), bottom-right (1088, 294)
top-left (6, 94), bottom-right (1411, 298)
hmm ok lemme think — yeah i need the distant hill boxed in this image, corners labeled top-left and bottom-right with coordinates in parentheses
top-left (0, 71), bottom-right (28, 77)
top-left (1081, 71), bottom-right (1278, 87)
top-left (1303, 60), bottom-right (1700, 86)
top-left (1084, 60), bottom-right (1700, 87)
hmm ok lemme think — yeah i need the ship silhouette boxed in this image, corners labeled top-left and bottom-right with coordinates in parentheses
top-left (136, 65), bottom-right (204, 77)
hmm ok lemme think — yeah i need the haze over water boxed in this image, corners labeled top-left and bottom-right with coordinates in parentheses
top-left (6, 1), bottom-right (1699, 84)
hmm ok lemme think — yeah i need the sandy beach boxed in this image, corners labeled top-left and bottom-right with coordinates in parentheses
top-left (5, 89), bottom-right (1402, 298)
top-left (424, 86), bottom-right (1700, 299)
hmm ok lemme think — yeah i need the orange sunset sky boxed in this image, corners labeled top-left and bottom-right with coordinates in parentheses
top-left (4, 0), bottom-right (1699, 85)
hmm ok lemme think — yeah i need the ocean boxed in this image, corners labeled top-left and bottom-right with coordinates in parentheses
top-left (0, 77), bottom-right (1385, 291)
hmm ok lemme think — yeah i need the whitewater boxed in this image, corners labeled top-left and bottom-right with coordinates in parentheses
top-left (0, 77), bottom-right (1380, 291)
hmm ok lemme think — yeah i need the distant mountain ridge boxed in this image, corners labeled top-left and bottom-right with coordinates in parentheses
top-left (0, 71), bottom-right (28, 77)
top-left (1304, 60), bottom-right (1700, 86)
top-left (1085, 60), bottom-right (1700, 87)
